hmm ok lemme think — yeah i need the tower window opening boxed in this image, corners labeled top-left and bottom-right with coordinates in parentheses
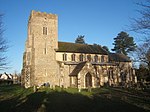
top-left (44, 48), bottom-right (47, 54)
top-left (43, 27), bottom-right (47, 35)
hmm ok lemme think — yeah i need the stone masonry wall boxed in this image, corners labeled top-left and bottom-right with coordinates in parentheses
top-left (23, 10), bottom-right (60, 87)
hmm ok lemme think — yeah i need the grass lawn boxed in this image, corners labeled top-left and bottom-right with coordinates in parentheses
top-left (0, 85), bottom-right (150, 112)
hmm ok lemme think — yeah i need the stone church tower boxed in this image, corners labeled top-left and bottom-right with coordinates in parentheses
top-left (22, 10), bottom-right (59, 88)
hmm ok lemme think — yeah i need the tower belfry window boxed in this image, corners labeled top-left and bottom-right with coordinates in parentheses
top-left (43, 27), bottom-right (47, 35)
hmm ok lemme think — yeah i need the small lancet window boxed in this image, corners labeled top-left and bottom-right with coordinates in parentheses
top-left (44, 48), bottom-right (47, 54)
top-left (44, 43), bottom-right (47, 54)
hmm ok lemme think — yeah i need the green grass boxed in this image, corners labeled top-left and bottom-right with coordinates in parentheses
top-left (0, 85), bottom-right (150, 112)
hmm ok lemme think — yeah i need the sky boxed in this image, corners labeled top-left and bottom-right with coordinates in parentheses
top-left (0, 0), bottom-right (143, 73)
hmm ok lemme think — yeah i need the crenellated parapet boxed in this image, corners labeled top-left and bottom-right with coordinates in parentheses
top-left (29, 10), bottom-right (57, 21)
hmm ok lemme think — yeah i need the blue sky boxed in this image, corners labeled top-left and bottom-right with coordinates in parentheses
top-left (0, 0), bottom-right (143, 73)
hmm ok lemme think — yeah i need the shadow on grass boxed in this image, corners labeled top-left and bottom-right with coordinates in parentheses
top-left (0, 89), bottom-right (149, 112)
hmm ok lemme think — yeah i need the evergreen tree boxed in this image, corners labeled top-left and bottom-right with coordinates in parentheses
top-left (102, 46), bottom-right (109, 52)
top-left (75, 35), bottom-right (85, 44)
top-left (112, 31), bottom-right (136, 56)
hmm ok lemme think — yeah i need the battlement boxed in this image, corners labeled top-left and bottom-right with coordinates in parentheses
top-left (29, 10), bottom-right (58, 21)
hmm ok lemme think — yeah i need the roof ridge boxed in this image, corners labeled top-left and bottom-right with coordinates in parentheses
top-left (57, 41), bottom-right (108, 54)
top-left (58, 41), bottom-right (97, 46)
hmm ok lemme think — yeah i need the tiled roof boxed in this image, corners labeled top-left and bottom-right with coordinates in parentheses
top-left (57, 42), bottom-right (108, 55)
top-left (69, 62), bottom-right (86, 76)
top-left (109, 53), bottom-right (131, 62)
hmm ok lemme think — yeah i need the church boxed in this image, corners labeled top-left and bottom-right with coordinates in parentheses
top-left (21, 10), bottom-right (137, 88)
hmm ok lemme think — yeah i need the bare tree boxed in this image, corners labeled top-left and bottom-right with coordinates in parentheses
top-left (129, 0), bottom-right (150, 76)
top-left (130, 0), bottom-right (150, 35)
top-left (136, 41), bottom-right (150, 69)
top-left (0, 14), bottom-right (8, 70)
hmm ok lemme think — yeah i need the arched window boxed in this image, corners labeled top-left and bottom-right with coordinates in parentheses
top-left (94, 55), bottom-right (98, 62)
top-left (85, 73), bottom-right (92, 87)
top-left (79, 54), bottom-right (83, 61)
top-left (71, 54), bottom-right (76, 61)
top-left (63, 53), bottom-right (67, 61)
top-left (87, 55), bottom-right (91, 62)
top-left (101, 55), bottom-right (104, 62)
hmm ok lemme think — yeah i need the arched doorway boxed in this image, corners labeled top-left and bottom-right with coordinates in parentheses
top-left (85, 73), bottom-right (92, 87)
